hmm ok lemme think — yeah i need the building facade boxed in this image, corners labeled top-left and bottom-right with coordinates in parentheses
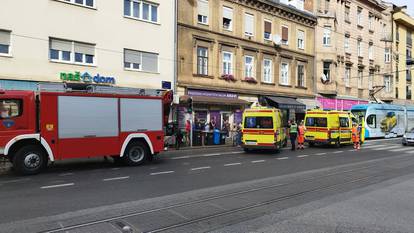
top-left (314, 0), bottom-right (393, 109)
top-left (0, 0), bottom-right (175, 90)
top-left (177, 0), bottom-right (317, 131)
top-left (392, 6), bottom-right (414, 105)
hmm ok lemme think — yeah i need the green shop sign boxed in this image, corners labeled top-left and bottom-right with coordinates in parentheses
top-left (60, 72), bottom-right (116, 85)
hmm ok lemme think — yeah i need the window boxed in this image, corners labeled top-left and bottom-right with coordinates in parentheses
top-left (0, 30), bottom-right (11, 55)
top-left (357, 40), bottom-right (362, 57)
top-left (367, 115), bottom-right (376, 128)
top-left (407, 48), bottom-right (412, 60)
top-left (197, 47), bottom-right (208, 75)
top-left (407, 31), bottom-right (412, 46)
top-left (245, 13), bottom-right (254, 36)
top-left (64, 0), bottom-right (94, 7)
top-left (344, 36), bottom-right (350, 53)
top-left (407, 67), bottom-right (412, 82)
top-left (369, 44), bottom-right (373, 60)
top-left (384, 76), bottom-right (391, 93)
top-left (344, 6), bottom-right (350, 22)
top-left (385, 48), bottom-right (391, 63)
top-left (264, 20), bottom-right (272, 40)
top-left (368, 71), bottom-right (374, 90)
top-left (396, 65), bottom-right (399, 82)
top-left (297, 30), bottom-right (305, 49)
top-left (280, 63), bottom-right (289, 85)
top-left (50, 38), bottom-right (95, 65)
top-left (339, 117), bottom-right (349, 128)
top-left (323, 62), bottom-right (331, 82)
top-left (124, 0), bottom-right (158, 23)
top-left (263, 59), bottom-right (272, 83)
top-left (0, 99), bottom-right (22, 119)
top-left (124, 49), bottom-right (158, 73)
top-left (358, 70), bottom-right (363, 89)
top-left (282, 26), bottom-right (289, 45)
top-left (305, 117), bottom-right (327, 127)
top-left (197, 0), bottom-right (209, 24)
top-left (222, 6), bottom-right (233, 30)
top-left (244, 117), bottom-right (273, 129)
top-left (357, 7), bottom-right (362, 26)
top-left (369, 15), bottom-right (374, 31)
top-left (407, 86), bottom-right (412, 100)
top-left (297, 64), bottom-right (305, 87)
top-left (345, 67), bottom-right (350, 87)
top-left (396, 87), bottom-right (399, 99)
top-left (244, 56), bottom-right (254, 78)
top-left (222, 51), bottom-right (233, 75)
top-left (323, 26), bottom-right (331, 46)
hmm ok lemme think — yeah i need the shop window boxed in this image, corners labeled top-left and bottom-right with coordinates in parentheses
top-left (367, 114), bottom-right (376, 128)
top-left (339, 117), bottom-right (349, 128)
top-left (124, 49), bottom-right (158, 73)
top-left (0, 99), bottom-right (22, 119)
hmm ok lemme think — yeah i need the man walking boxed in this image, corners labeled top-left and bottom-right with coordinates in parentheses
top-left (289, 120), bottom-right (298, 151)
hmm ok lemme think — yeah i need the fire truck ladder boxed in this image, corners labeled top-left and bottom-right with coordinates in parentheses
top-left (38, 83), bottom-right (166, 97)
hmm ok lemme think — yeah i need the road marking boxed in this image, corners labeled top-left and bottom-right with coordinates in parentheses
top-left (405, 150), bottom-right (414, 154)
top-left (363, 144), bottom-right (388, 149)
top-left (315, 153), bottom-right (327, 156)
top-left (389, 147), bottom-right (413, 152)
top-left (150, 171), bottom-right (175, 176)
top-left (277, 157), bottom-right (289, 160)
top-left (297, 155), bottom-right (309, 158)
top-left (0, 178), bottom-right (31, 185)
top-left (229, 151), bottom-right (244, 154)
top-left (190, 166), bottom-right (211, 171)
top-left (103, 176), bottom-right (130, 182)
top-left (202, 153), bottom-right (221, 157)
top-left (333, 151), bottom-right (344, 154)
top-left (371, 145), bottom-right (400, 150)
top-left (111, 168), bottom-right (120, 171)
top-left (59, 173), bottom-right (74, 177)
top-left (251, 160), bottom-right (266, 163)
top-left (171, 156), bottom-right (190, 160)
top-left (348, 149), bottom-right (356, 152)
top-left (41, 183), bottom-right (74, 189)
top-left (224, 162), bottom-right (242, 167)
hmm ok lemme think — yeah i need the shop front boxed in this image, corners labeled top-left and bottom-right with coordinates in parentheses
top-left (317, 96), bottom-right (369, 111)
top-left (263, 96), bottom-right (307, 125)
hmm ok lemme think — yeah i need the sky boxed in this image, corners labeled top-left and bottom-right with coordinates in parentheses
top-left (390, 0), bottom-right (414, 16)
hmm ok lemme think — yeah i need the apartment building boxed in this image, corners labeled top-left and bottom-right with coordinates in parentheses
top-left (177, 0), bottom-right (317, 129)
top-left (392, 6), bottom-right (414, 105)
top-left (314, 0), bottom-right (393, 109)
top-left (0, 0), bottom-right (175, 90)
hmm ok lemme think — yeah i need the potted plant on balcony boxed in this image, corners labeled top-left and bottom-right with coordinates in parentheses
top-left (244, 77), bottom-right (258, 84)
top-left (220, 74), bottom-right (237, 82)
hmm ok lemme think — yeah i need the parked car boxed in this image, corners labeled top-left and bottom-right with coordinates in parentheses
top-left (402, 128), bottom-right (414, 146)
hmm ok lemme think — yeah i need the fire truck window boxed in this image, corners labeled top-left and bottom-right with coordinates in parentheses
top-left (0, 99), bottom-right (22, 119)
top-left (339, 117), bottom-right (349, 128)
top-left (305, 117), bottom-right (327, 127)
top-left (367, 114), bottom-right (376, 128)
top-left (244, 117), bottom-right (273, 129)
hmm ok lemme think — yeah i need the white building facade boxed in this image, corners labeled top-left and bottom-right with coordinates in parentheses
top-left (0, 0), bottom-right (175, 90)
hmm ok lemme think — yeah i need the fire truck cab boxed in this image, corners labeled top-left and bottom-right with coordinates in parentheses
top-left (0, 84), bottom-right (172, 175)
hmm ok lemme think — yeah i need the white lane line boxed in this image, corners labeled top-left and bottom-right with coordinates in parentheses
top-left (251, 160), bottom-right (266, 163)
top-left (363, 144), bottom-right (389, 149)
top-left (389, 147), bottom-right (413, 152)
top-left (333, 151), bottom-right (344, 154)
top-left (229, 151), bottom-right (244, 154)
top-left (405, 150), bottom-right (414, 154)
top-left (111, 168), bottom-right (120, 171)
top-left (103, 176), bottom-right (130, 182)
top-left (150, 171), bottom-right (175, 176)
top-left (315, 153), bottom-right (327, 156)
top-left (202, 153), bottom-right (221, 157)
top-left (41, 183), bottom-right (74, 189)
top-left (348, 149), bottom-right (356, 152)
top-left (59, 173), bottom-right (74, 177)
top-left (0, 178), bottom-right (31, 185)
top-left (297, 155), bottom-right (309, 158)
top-left (190, 166), bottom-right (211, 171)
top-left (171, 156), bottom-right (190, 160)
top-left (224, 162), bottom-right (242, 167)
top-left (277, 157), bottom-right (289, 160)
top-left (371, 145), bottom-right (401, 150)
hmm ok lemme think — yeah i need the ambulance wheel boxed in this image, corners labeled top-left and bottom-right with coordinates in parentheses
top-left (123, 141), bottom-right (149, 166)
top-left (308, 142), bottom-right (315, 147)
top-left (13, 145), bottom-right (47, 175)
top-left (243, 148), bottom-right (250, 153)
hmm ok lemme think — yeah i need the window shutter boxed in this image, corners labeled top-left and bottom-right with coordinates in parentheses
top-left (282, 26), bottom-right (289, 41)
top-left (125, 49), bottom-right (142, 64)
top-left (264, 21), bottom-right (272, 34)
top-left (0, 30), bottom-right (10, 45)
top-left (223, 7), bottom-right (232, 20)
top-left (74, 42), bottom-right (95, 55)
top-left (245, 13), bottom-right (254, 34)
top-left (142, 52), bottom-right (158, 72)
top-left (51, 39), bottom-right (72, 51)
top-left (198, 0), bottom-right (209, 17)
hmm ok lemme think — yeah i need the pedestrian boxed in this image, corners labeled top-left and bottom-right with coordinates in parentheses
top-left (289, 120), bottom-right (298, 151)
top-left (185, 120), bottom-right (191, 146)
top-left (174, 124), bottom-right (182, 150)
top-left (297, 120), bottom-right (306, 150)
top-left (352, 122), bottom-right (360, 150)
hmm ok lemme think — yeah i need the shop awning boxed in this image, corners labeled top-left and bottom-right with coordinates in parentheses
top-left (180, 95), bottom-right (249, 106)
top-left (297, 98), bottom-right (321, 110)
top-left (265, 96), bottom-right (306, 110)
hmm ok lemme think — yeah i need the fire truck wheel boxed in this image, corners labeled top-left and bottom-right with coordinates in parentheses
top-left (13, 145), bottom-right (47, 175)
top-left (123, 141), bottom-right (149, 166)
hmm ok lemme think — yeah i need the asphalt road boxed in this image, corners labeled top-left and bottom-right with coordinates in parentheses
top-left (1, 138), bottom-right (414, 233)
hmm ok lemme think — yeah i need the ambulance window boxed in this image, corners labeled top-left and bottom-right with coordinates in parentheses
top-left (367, 115), bottom-right (376, 128)
top-left (0, 99), bottom-right (22, 119)
top-left (305, 117), bottom-right (327, 127)
top-left (339, 117), bottom-right (349, 127)
top-left (244, 117), bottom-right (273, 129)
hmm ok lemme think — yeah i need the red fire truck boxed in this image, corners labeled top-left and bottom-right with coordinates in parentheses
top-left (0, 83), bottom-right (173, 175)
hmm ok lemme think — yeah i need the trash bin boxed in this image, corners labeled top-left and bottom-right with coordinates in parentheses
top-left (193, 130), bottom-right (202, 146)
top-left (220, 132), bottom-right (226, 145)
top-left (213, 129), bottom-right (220, 145)
top-left (205, 132), bottom-right (214, 145)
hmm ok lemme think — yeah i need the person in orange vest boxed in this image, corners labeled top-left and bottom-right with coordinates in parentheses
top-left (352, 122), bottom-right (360, 150)
top-left (297, 120), bottom-right (306, 150)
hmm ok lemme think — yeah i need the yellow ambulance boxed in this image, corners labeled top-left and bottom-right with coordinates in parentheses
top-left (241, 106), bottom-right (287, 152)
top-left (304, 109), bottom-right (364, 147)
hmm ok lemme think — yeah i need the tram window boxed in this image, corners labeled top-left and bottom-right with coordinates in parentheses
top-left (367, 115), bottom-right (376, 128)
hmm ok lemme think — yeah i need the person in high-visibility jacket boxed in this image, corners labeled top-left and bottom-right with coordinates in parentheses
top-left (289, 120), bottom-right (298, 151)
top-left (297, 120), bottom-right (306, 150)
top-left (352, 122), bottom-right (360, 150)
